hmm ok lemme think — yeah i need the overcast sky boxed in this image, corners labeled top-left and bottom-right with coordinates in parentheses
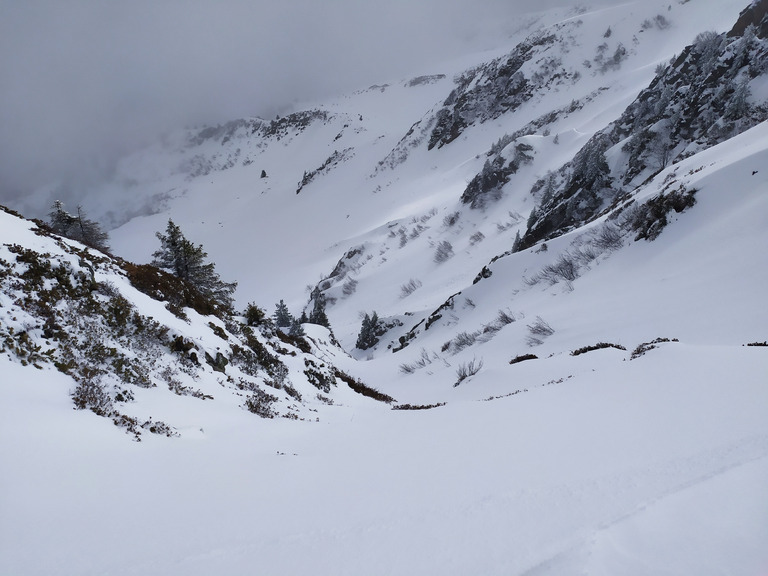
top-left (0, 0), bottom-right (580, 206)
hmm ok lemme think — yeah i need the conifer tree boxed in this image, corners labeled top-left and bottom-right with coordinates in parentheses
top-left (152, 219), bottom-right (236, 313)
top-left (356, 311), bottom-right (379, 350)
top-left (288, 317), bottom-right (306, 338)
top-left (48, 201), bottom-right (110, 252)
top-left (49, 200), bottom-right (75, 235)
top-left (308, 287), bottom-right (330, 327)
top-left (273, 300), bottom-right (292, 328)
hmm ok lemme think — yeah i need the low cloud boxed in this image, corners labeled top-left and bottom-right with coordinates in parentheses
top-left (0, 0), bottom-right (576, 212)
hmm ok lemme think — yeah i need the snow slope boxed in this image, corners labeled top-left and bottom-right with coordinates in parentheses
top-left (2, 1), bottom-right (767, 574)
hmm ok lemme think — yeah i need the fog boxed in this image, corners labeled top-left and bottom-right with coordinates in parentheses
top-left (0, 0), bottom-right (584, 214)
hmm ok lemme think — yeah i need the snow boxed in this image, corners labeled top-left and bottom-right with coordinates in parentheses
top-left (2, 343), bottom-right (767, 575)
top-left (2, 0), bottom-right (767, 574)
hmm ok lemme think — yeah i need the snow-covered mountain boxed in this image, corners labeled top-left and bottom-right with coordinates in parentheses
top-left (2, 1), bottom-right (768, 574)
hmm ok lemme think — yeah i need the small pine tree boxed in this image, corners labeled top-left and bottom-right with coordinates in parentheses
top-left (541, 172), bottom-right (557, 205)
top-left (273, 300), bottom-right (292, 328)
top-left (152, 219), bottom-right (236, 313)
top-left (288, 317), bottom-right (306, 338)
top-left (308, 287), bottom-right (330, 327)
top-left (526, 207), bottom-right (538, 230)
top-left (512, 230), bottom-right (522, 253)
top-left (724, 80), bottom-right (751, 120)
top-left (49, 200), bottom-right (75, 235)
top-left (356, 312), bottom-right (379, 350)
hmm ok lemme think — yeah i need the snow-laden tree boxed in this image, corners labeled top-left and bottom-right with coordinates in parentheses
top-left (151, 219), bottom-right (236, 313)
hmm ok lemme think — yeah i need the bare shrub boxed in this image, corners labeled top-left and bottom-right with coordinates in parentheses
top-left (443, 211), bottom-right (460, 227)
top-left (538, 253), bottom-right (579, 288)
top-left (410, 224), bottom-right (426, 239)
top-left (420, 208), bottom-right (438, 223)
top-left (434, 241), bottom-right (454, 263)
top-left (342, 278), bottom-right (358, 296)
top-left (454, 357), bottom-right (483, 386)
top-left (526, 316), bottom-right (554, 347)
top-left (482, 308), bottom-right (517, 336)
top-left (399, 362), bottom-right (416, 375)
top-left (469, 231), bottom-right (485, 245)
top-left (398, 228), bottom-right (408, 248)
top-left (452, 331), bottom-right (479, 352)
top-left (399, 348), bottom-right (436, 375)
top-left (571, 246), bottom-right (598, 266)
top-left (653, 14), bottom-right (670, 29)
top-left (593, 222), bottom-right (624, 251)
top-left (400, 278), bottom-right (422, 298)
top-left (496, 309), bottom-right (516, 326)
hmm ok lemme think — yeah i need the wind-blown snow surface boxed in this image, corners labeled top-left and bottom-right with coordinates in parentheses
top-left (3, 1), bottom-right (768, 574)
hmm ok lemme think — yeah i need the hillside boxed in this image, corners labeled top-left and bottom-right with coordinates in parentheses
top-left (2, 1), bottom-right (768, 574)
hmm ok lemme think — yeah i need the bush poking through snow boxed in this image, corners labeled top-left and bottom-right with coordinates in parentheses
top-left (526, 316), bottom-right (555, 346)
top-left (630, 337), bottom-right (679, 360)
top-left (71, 373), bottom-right (112, 416)
top-left (624, 187), bottom-right (697, 241)
top-left (244, 303), bottom-right (267, 326)
top-left (392, 402), bottom-right (446, 411)
top-left (571, 342), bottom-right (626, 356)
top-left (335, 369), bottom-right (395, 403)
top-left (400, 278), bottom-right (422, 298)
top-left (245, 389), bottom-right (278, 418)
top-left (452, 331), bottom-right (480, 353)
top-left (593, 222), bottom-right (624, 251)
top-left (454, 357), bottom-right (483, 386)
top-left (399, 348), bottom-right (439, 375)
top-left (469, 231), bottom-right (485, 245)
top-left (443, 211), bottom-right (460, 227)
top-left (342, 278), bottom-right (358, 296)
top-left (509, 353), bottom-right (538, 365)
top-left (434, 241), bottom-right (454, 263)
top-left (542, 253), bottom-right (579, 286)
